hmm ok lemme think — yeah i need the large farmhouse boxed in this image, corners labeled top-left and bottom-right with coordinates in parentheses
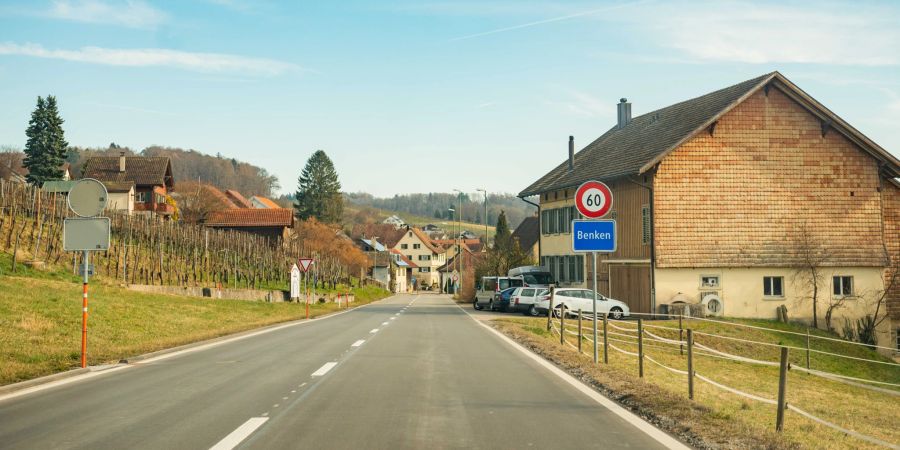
top-left (520, 72), bottom-right (899, 349)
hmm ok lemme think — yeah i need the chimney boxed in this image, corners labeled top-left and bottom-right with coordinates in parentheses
top-left (118, 151), bottom-right (126, 173)
top-left (617, 98), bottom-right (631, 129)
top-left (568, 136), bottom-right (574, 171)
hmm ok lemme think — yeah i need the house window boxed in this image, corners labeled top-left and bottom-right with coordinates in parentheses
top-left (413, 243), bottom-right (421, 249)
top-left (700, 275), bottom-right (720, 289)
top-left (548, 209), bottom-right (558, 234)
top-left (568, 256), bottom-right (576, 283)
top-left (763, 276), bottom-right (784, 297)
top-left (420, 267), bottom-right (430, 273)
top-left (557, 256), bottom-right (566, 283)
top-left (156, 193), bottom-right (166, 204)
top-left (136, 192), bottom-right (147, 203)
top-left (557, 207), bottom-right (567, 233)
top-left (576, 255), bottom-right (584, 282)
top-left (641, 205), bottom-right (651, 245)
top-left (418, 255), bottom-right (431, 261)
top-left (541, 210), bottom-right (550, 235)
top-left (401, 244), bottom-right (408, 250)
top-left (833, 276), bottom-right (853, 297)
top-left (406, 255), bottom-right (413, 261)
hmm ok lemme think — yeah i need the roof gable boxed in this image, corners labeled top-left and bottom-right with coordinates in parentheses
top-left (512, 215), bottom-right (540, 251)
top-left (205, 208), bottom-right (294, 227)
top-left (82, 156), bottom-right (174, 188)
top-left (520, 72), bottom-right (900, 198)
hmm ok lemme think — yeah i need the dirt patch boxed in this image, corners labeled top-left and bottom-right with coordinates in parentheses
top-left (492, 321), bottom-right (800, 450)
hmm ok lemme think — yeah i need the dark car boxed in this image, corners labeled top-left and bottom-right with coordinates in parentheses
top-left (490, 287), bottom-right (519, 312)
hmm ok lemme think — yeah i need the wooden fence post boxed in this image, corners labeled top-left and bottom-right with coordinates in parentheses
top-left (546, 296), bottom-right (554, 331)
top-left (776, 346), bottom-right (789, 432)
top-left (559, 306), bottom-right (565, 345)
top-left (638, 318), bottom-right (644, 378)
top-left (679, 314), bottom-right (684, 356)
top-left (603, 315), bottom-right (609, 364)
top-left (578, 309), bottom-right (583, 353)
top-left (687, 329), bottom-right (694, 400)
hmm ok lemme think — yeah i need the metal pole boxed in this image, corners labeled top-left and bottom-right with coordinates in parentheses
top-left (687, 329), bottom-right (694, 400)
top-left (638, 318), bottom-right (644, 378)
top-left (81, 250), bottom-right (89, 368)
top-left (592, 252), bottom-right (598, 364)
top-left (776, 346), bottom-right (789, 432)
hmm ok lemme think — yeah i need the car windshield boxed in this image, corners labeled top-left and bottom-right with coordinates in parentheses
top-left (522, 272), bottom-right (554, 285)
top-left (499, 278), bottom-right (524, 289)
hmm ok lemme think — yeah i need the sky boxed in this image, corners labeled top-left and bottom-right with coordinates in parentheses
top-left (0, 0), bottom-right (898, 198)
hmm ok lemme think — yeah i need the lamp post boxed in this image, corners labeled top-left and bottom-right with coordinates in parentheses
top-left (372, 236), bottom-right (380, 286)
top-left (476, 188), bottom-right (487, 248)
top-left (448, 207), bottom-right (455, 294)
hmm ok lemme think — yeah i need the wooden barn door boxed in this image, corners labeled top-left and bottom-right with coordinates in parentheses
top-left (609, 264), bottom-right (651, 314)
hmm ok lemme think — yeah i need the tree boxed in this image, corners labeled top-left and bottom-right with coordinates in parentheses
top-left (23, 96), bottom-right (68, 185)
top-left (476, 210), bottom-right (532, 279)
top-left (791, 224), bottom-right (830, 330)
top-left (294, 150), bottom-right (343, 223)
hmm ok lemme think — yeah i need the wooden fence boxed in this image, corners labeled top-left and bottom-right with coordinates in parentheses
top-left (0, 180), bottom-right (356, 290)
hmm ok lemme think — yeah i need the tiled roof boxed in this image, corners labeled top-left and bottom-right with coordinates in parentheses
top-left (82, 156), bottom-right (173, 188)
top-left (205, 208), bottom-right (294, 227)
top-left (204, 186), bottom-right (238, 209)
top-left (224, 189), bottom-right (254, 208)
top-left (251, 196), bottom-right (282, 209)
top-left (512, 215), bottom-right (540, 251)
top-left (102, 181), bottom-right (135, 193)
top-left (410, 227), bottom-right (444, 254)
top-left (390, 249), bottom-right (418, 268)
top-left (520, 73), bottom-right (776, 196)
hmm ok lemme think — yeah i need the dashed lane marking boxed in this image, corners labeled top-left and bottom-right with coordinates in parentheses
top-left (209, 417), bottom-right (268, 450)
top-left (351, 340), bottom-right (365, 347)
top-left (311, 362), bottom-right (338, 377)
top-left (370, 328), bottom-right (379, 334)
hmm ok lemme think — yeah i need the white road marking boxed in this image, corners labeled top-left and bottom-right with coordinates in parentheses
top-left (351, 340), bottom-right (365, 347)
top-left (273, 404), bottom-right (279, 408)
top-left (282, 397), bottom-right (288, 400)
top-left (458, 303), bottom-right (690, 450)
top-left (381, 322), bottom-right (389, 326)
top-left (290, 390), bottom-right (296, 393)
top-left (209, 417), bottom-right (268, 450)
top-left (300, 382), bottom-right (307, 387)
top-left (311, 362), bottom-right (338, 377)
top-left (370, 328), bottom-right (379, 333)
top-left (390, 317), bottom-right (396, 320)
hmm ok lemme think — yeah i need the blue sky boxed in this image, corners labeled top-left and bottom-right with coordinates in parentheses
top-left (1, 1), bottom-right (898, 197)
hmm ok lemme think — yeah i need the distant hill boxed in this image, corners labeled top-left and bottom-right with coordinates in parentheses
top-left (66, 144), bottom-right (279, 197)
top-left (345, 192), bottom-right (536, 229)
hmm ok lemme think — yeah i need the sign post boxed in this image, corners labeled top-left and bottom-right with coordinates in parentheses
top-left (63, 179), bottom-right (109, 368)
top-left (298, 258), bottom-right (314, 318)
top-left (573, 180), bottom-right (615, 364)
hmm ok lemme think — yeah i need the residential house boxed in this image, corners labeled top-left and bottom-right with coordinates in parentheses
top-left (250, 196), bottom-right (282, 209)
top-left (390, 226), bottom-right (446, 289)
top-left (520, 72), bottom-right (899, 349)
top-left (205, 208), bottom-right (295, 240)
top-left (382, 215), bottom-right (405, 228)
top-left (82, 152), bottom-right (175, 218)
top-left (512, 215), bottom-right (540, 262)
top-left (359, 238), bottom-right (391, 287)
top-left (390, 249), bottom-right (415, 293)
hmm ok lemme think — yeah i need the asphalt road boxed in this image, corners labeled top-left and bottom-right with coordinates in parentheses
top-left (0, 294), bottom-right (680, 449)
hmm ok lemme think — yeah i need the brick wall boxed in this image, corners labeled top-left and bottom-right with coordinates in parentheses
top-left (654, 88), bottom-right (887, 268)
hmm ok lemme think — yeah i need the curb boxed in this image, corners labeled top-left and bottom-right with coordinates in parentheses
top-left (0, 293), bottom-right (395, 396)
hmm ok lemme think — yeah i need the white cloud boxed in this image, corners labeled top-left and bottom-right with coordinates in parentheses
top-left (0, 42), bottom-right (300, 76)
top-left (631, 1), bottom-right (900, 66)
top-left (45, 0), bottom-right (167, 29)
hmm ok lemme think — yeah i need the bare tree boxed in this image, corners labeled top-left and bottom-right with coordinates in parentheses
top-left (791, 224), bottom-right (830, 329)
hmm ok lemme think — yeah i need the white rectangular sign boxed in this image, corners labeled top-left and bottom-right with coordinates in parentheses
top-left (290, 264), bottom-right (301, 299)
top-left (63, 217), bottom-right (111, 251)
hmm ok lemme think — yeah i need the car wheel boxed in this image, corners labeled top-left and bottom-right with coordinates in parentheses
top-left (609, 307), bottom-right (624, 320)
top-left (527, 305), bottom-right (539, 317)
top-left (473, 300), bottom-right (483, 311)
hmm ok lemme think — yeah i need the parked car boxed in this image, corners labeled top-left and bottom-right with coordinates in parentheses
top-left (534, 288), bottom-right (630, 319)
top-left (474, 276), bottom-right (525, 311)
top-left (490, 287), bottom-right (518, 312)
top-left (509, 287), bottom-right (550, 316)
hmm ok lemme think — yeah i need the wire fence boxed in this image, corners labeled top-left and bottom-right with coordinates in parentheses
top-left (541, 306), bottom-right (900, 449)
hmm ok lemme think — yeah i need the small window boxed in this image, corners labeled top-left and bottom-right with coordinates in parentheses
top-left (408, 232), bottom-right (412, 237)
top-left (420, 267), bottom-right (430, 273)
top-left (557, 257), bottom-right (566, 282)
top-left (701, 275), bottom-right (720, 288)
top-left (136, 192), bottom-right (147, 203)
top-left (413, 243), bottom-right (421, 249)
top-left (557, 207), bottom-right (567, 233)
top-left (400, 244), bottom-right (408, 249)
top-left (763, 276), bottom-right (784, 297)
top-left (568, 256), bottom-right (576, 283)
top-left (833, 276), bottom-right (853, 297)
top-left (406, 254), bottom-right (413, 261)
top-left (541, 210), bottom-right (550, 235)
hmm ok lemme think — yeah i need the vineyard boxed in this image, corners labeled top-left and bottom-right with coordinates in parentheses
top-left (0, 180), bottom-right (367, 291)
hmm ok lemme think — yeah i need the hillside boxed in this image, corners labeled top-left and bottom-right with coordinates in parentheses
top-left (345, 192), bottom-right (536, 229)
top-left (342, 201), bottom-right (496, 238)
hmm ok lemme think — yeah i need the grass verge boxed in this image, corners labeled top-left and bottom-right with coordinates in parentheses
top-left (492, 317), bottom-right (899, 450)
top-left (0, 260), bottom-right (390, 386)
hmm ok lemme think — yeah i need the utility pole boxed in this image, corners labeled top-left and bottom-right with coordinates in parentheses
top-left (453, 189), bottom-right (463, 293)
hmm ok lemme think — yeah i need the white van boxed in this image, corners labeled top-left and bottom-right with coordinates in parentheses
top-left (474, 276), bottom-right (524, 311)
top-left (507, 266), bottom-right (555, 288)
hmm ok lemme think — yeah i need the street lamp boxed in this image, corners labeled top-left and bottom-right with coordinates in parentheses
top-left (447, 208), bottom-right (455, 294)
top-left (476, 188), bottom-right (487, 249)
top-left (372, 236), bottom-right (380, 285)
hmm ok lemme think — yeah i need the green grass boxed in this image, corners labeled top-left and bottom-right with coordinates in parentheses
top-left (0, 252), bottom-right (391, 386)
top-left (496, 316), bottom-right (900, 449)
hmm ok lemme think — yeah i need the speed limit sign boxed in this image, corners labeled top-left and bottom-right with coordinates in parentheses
top-left (575, 180), bottom-right (613, 218)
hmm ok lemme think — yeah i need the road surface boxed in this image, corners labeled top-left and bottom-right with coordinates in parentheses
top-left (0, 294), bottom-right (681, 449)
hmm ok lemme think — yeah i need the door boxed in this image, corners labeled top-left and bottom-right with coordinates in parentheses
top-left (608, 264), bottom-right (651, 314)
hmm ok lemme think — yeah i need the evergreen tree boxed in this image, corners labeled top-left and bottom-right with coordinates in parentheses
top-left (476, 210), bottom-right (532, 278)
top-left (23, 96), bottom-right (68, 185)
top-left (294, 150), bottom-right (343, 223)
top-left (434, 209), bottom-right (442, 219)
top-left (493, 211), bottom-right (512, 251)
